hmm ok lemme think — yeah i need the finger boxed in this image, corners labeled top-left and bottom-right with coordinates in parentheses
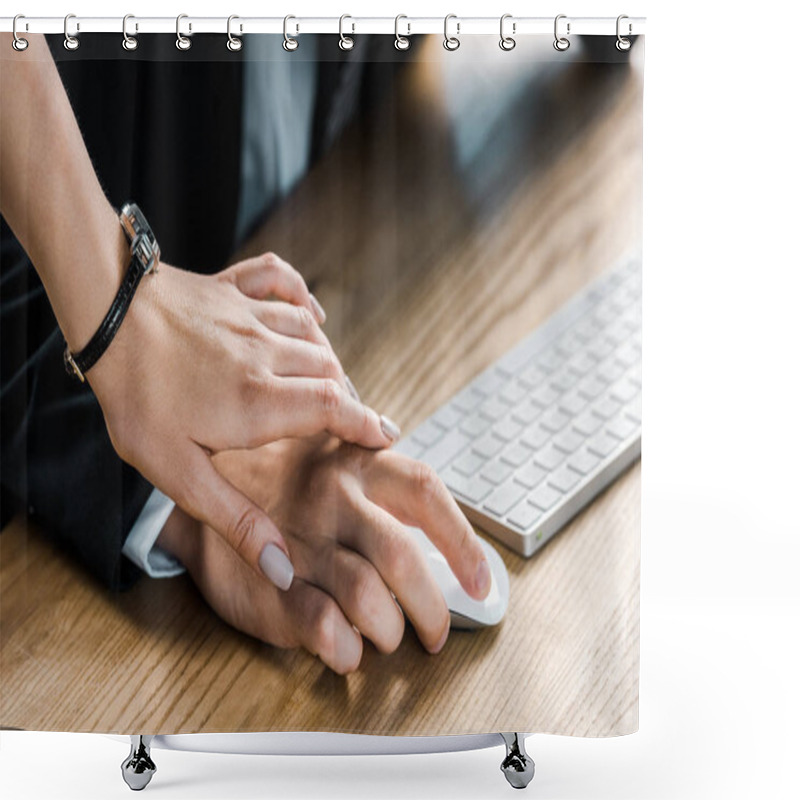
top-left (175, 444), bottom-right (295, 592)
top-left (269, 334), bottom-right (346, 385)
top-left (270, 377), bottom-right (400, 449)
top-left (291, 537), bottom-right (405, 655)
top-left (251, 300), bottom-right (328, 346)
top-left (337, 499), bottom-right (450, 654)
top-left (227, 251), bottom-right (326, 324)
top-left (285, 579), bottom-right (363, 674)
top-left (364, 452), bottom-right (491, 601)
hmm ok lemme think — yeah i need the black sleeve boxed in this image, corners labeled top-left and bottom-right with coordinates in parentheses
top-left (1, 220), bottom-right (152, 591)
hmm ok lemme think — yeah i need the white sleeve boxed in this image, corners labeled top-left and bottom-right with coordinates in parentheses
top-left (122, 488), bottom-right (186, 578)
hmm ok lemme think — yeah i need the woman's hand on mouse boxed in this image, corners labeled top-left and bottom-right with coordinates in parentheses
top-left (156, 435), bottom-right (491, 674)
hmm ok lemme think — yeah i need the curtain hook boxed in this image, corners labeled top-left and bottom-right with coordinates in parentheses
top-left (553, 14), bottom-right (570, 52)
top-left (283, 15), bottom-right (299, 51)
top-left (616, 15), bottom-right (632, 51)
top-left (176, 14), bottom-right (192, 51)
top-left (339, 14), bottom-right (355, 51)
top-left (63, 13), bottom-right (80, 51)
top-left (443, 14), bottom-right (460, 51)
top-left (122, 14), bottom-right (138, 51)
top-left (227, 15), bottom-right (242, 51)
top-left (500, 14), bottom-right (516, 51)
top-left (12, 14), bottom-right (29, 51)
top-left (394, 14), bottom-right (410, 50)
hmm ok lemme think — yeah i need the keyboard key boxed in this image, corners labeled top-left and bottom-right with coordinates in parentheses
top-left (537, 350), bottom-right (564, 374)
top-left (593, 395), bottom-right (623, 420)
top-left (595, 358), bottom-right (626, 385)
top-left (539, 408), bottom-right (571, 433)
top-left (521, 424), bottom-right (550, 451)
top-left (569, 351), bottom-right (597, 376)
top-left (552, 429), bottom-right (584, 454)
top-left (560, 389), bottom-right (588, 416)
top-left (577, 375), bottom-right (606, 400)
top-left (533, 444), bottom-right (567, 471)
top-left (442, 469), bottom-right (494, 504)
top-left (610, 379), bottom-right (639, 403)
top-left (480, 395), bottom-right (511, 422)
top-left (459, 412), bottom-right (492, 438)
top-left (451, 386), bottom-right (485, 413)
top-left (587, 432), bottom-right (620, 458)
top-left (574, 316), bottom-right (600, 342)
top-left (411, 419), bottom-right (445, 448)
top-left (625, 394), bottom-right (642, 423)
top-left (511, 400), bottom-right (542, 426)
top-left (431, 404), bottom-right (464, 430)
top-left (452, 450), bottom-right (487, 477)
top-left (548, 464), bottom-right (581, 493)
top-left (551, 367), bottom-right (581, 392)
top-left (615, 343), bottom-right (640, 368)
top-left (515, 461), bottom-right (547, 489)
top-left (481, 459), bottom-right (513, 485)
top-left (420, 429), bottom-right (472, 471)
top-left (472, 433), bottom-right (504, 459)
top-left (499, 381), bottom-right (529, 406)
top-left (492, 416), bottom-right (524, 442)
top-left (507, 502), bottom-right (542, 531)
top-left (531, 384), bottom-right (560, 409)
top-left (607, 416), bottom-right (638, 441)
top-left (573, 411), bottom-right (604, 437)
top-left (568, 448), bottom-right (601, 475)
top-left (484, 481), bottom-right (528, 516)
top-left (518, 365), bottom-right (548, 389)
top-left (529, 483), bottom-right (562, 511)
top-left (587, 336), bottom-right (615, 361)
top-left (393, 438), bottom-right (424, 459)
top-left (500, 442), bottom-right (533, 468)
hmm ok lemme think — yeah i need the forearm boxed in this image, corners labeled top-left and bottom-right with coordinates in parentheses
top-left (0, 33), bottom-right (127, 351)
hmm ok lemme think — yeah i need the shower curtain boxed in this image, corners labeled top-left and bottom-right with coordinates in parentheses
top-left (0, 23), bottom-right (642, 744)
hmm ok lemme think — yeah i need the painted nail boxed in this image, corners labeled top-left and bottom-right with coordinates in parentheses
top-left (258, 544), bottom-right (294, 591)
top-left (309, 294), bottom-right (326, 324)
top-left (475, 557), bottom-right (491, 598)
top-left (431, 624), bottom-right (450, 655)
top-left (345, 375), bottom-right (360, 402)
top-left (380, 414), bottom-right (401, 442)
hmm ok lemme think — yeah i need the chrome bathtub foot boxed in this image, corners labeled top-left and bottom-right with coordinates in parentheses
top-left (121, 735), bottom-right (156, 791)
top-left (500, 732), bottom-right (535, 789)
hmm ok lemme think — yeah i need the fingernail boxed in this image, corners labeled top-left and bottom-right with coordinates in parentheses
top-left (475, 557), bottom-right (491, 598)
top-left (309, 294), bottom-right (326, 324)
top-left (345, 375), bottom-right (360, 402)
top-left (380, 414), bottom-right (401, 442)
top-left (259, 544), bottom-right (294, 591)
top-left (431, 625), bottom-right (450, 655)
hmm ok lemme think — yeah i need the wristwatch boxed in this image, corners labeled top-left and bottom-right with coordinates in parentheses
top-left (64, 203), bottom-right (160, 382)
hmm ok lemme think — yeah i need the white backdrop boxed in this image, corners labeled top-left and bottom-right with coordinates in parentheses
top-left (2, 1), bottom-right (799, 798)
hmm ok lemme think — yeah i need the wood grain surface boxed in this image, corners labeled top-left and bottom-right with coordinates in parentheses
top-left (0, 36), bottom-right (642, 736)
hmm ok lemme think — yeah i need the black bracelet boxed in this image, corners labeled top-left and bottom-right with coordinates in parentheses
top-left (64, 203), bottom-right (160, 382)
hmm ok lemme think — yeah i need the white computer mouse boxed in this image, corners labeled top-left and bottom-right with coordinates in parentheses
top-left (404, 526), bottom-right (510, 630)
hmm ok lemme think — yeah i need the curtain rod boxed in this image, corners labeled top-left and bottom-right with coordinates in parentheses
top-left (1, 16), bottom-right (646, 37)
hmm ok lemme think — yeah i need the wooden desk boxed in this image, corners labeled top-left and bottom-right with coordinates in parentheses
top-left (1, 38), bottom-right (642, 736)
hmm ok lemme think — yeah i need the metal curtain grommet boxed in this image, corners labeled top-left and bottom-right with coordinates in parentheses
top-left (283, 15), bottom-right (299, 51)
top-left (63, 13), bottom-right (80, 51)
top-left (122, 15), bottom-right (138, 51)
top-left (12, 14), bottom-right (29, 51)
top-left (499, 14), bottom-right (516, 51)
top-left (553, 14), bottom-right (570, 51)
top-left (394, 14), bottom-right (410, 50)
top-left (339, 14), bottom-right (355, 51)
top-left (227, 15), bottom-right (242, 51)
top-left (176, 14), bottom-right (192, 51)
top-left (443, 14), bottom-right (460, 51)
top-left (616, 14), bottom-right (632, 51)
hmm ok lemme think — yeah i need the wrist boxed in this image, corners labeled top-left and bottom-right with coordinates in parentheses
top-left (156, 507), bottom-right (202, 573)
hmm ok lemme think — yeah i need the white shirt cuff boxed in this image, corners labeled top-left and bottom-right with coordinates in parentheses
top-left (122, 488), bottom-right (186, 578)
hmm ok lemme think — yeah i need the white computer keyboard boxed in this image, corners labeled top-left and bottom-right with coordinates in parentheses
top-left (394, 255), bottom-right (641, 557)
